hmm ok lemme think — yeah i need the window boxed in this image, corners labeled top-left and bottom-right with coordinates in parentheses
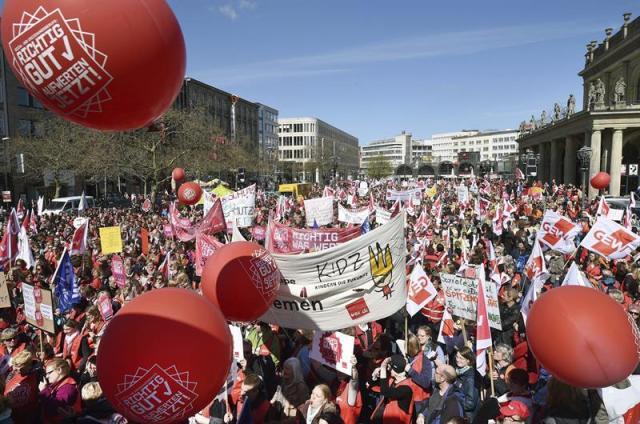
top-left (17, 119), bottom-right (32, 136)
top-left (17, 87), bottom-right (30, 107)
top-left (293, 123), bottom-right (303, 132)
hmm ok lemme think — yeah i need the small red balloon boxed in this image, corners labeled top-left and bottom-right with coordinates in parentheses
top-left (527, 286), bottom-right (639, 388)
top-left (177, 181), bottom-right (202, 205)
top-left (172, 167), bottom-right (185, 182)
top-left (97, 288), bottom-right (232, 424)
top-left (590, 171), bottom-right (611, 190)
top-left (202, 241), bottom-right (281, 322)
top-left (1, 0), bottom-right (186, 131)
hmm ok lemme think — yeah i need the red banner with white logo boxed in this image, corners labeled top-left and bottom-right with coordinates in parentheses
top-left (265, 220), bottom-right (360, 254)
top-left (580, 217), bottom-right (640, 260)
top-left (195, 233), bottom-right (224, 276)
top-left (538, 210), bottom-right (580, 254)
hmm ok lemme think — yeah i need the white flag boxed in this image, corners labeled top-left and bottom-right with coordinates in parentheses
top-left (520, 280), bottom-right (542, 324)
top-left (561, 262), bottom-right (592, 288)
top-left (580, 217), bottom-right (640, 260)
top-left (16, 227), bottom-right (34, 269)
top-left (406, 264), bottom-right (437, 317)
top-left (524, 237), bottom-right (549, 285)
top-left (538, 210), bottom-right (580, 254)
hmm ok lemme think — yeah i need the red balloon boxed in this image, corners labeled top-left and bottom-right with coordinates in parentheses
top-left (590, 171), bottom-right (611, 190)
top-left (177, 182), bottom-right (202, 205)
top-left (172, 167), bottom-right (185, 182)
top-left (202, 241), bottom-right (281, 322)
top-left (97, 288), bottom-right (232, 424)
top-left (526, 286), bottom-right (639, 388)
top-left (1, 0), bottom-right (186, 131)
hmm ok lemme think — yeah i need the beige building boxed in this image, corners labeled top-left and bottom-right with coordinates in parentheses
top-left (518, 12), bottom-right (640, 198)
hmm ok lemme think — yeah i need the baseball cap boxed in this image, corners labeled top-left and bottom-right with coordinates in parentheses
top-left (389, 354), bottom-right (406, 373)
top-left (499, 400), bottom-right (530, 420)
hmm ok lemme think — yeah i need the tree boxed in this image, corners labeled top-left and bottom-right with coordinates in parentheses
top-left (10, 117), bottom-right (99, 197)
top-left (366, 154), bottom-right (393, 179)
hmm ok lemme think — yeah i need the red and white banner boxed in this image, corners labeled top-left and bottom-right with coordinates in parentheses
top-left (406, 264), bottom-right (437, 317)
top-left (524, 237), bottom-right (549, 285)
top-left (260, 213), bottom-right (407, 331)
top-left (97, 292), bottom-right (114, 321)
top-left (163, 223), bottom-right (174, 238)
top-left (198, 198), bottom-right (227, 235)
top-left (169, 202), bottom-right (196, 242)
top-left (111, 255), bottom-right (127, 289)
top-left (580, 217), bottom-right (640, 259)
top-left (476, 273), bottom-right (492, 377)
top-left (309, 331), bottom-right (355, 375)
top-left (538, 210), bottom-right (580, 254)
top-left (195, 233), bottom-right (224, 276)
top-left (265, 220), bottom-right (360, 254)
top-left (141, 198), bottom-right (152, 212)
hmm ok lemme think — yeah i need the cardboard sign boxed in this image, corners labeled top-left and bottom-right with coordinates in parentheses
top-left (98, 292), bottom-right (114, 321)
top-left (23, 284), bottom-right (55, 333)
top-left (304, 197), bottom-right (334, 227)
top-left (111, 255), bottom-right (127, 289)
top-left (99, 226), bottom-right (123, 255)
top-left (0, 274), bottom-right (11, 309)
top-left (440, 272), bottom-right (502, 330)
top-left (309, 331), bottom-right (355, 375)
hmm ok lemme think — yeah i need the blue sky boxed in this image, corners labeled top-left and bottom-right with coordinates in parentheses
top-left (5, 0), bottom-right (637, 144)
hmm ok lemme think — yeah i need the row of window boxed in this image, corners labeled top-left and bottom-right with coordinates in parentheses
top-left (279, 135), bottom-right (316, 146)
top-left (279, 149), bottom-right (312, 159)
top-left (279, 122), bottom-right (317, 133)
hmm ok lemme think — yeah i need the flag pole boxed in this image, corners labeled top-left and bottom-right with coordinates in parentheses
top-left (487, 346), bottom-right (496, 397)
top-left (404, 313), bottom-right (408, 353)
top-left (460, 319), bottom-right (468, 345)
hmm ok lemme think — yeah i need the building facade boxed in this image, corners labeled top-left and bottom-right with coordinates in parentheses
top-left (277, 117), bottom-right (359, 183)
top-left (360, 132), bottom-right (413, 171)
top-left (517, 12), bottom-right (640, 198)
top-left (175, 78), bottom-right (259, 149)
top-left (256, 103), bottom-right (279, 161)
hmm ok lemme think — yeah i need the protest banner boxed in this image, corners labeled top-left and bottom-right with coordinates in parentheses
top-left (140, 228), bottom-right (149, 256)
top-left (111, 255), bottom-right (127, 289)
top-left (580, 216), bottom-right (640, 260)
top-left (229, 325), bottom-right (244, 361)
top-left (260, 213), bottom-right (407, 330)
top-left (98, 292), bottom-right (114, 321)
top-left (23, 284), bottom-right (55, 333)
top-left (304, 197), bottom-right (334, 227)
top-left (375, 207), bottom-right (392, 225)
top-left (338, 204), bottom-right (370, 225)
top-left (163, 223), bottom-right (174, 238)
top-left (0, 274), bottom-right (10, 308)
top-left (309, 331), bottom-right (355, 375)
top-left (251, 226), bottom-right (266, 241)
top-left (265, 221), bottom-right (360, 254)
top-left (440, 271), bottom-right (502, 330)
top-left (457, 185), bottom-right (469, 204)
top-left (538, 210), bottom-right (580, 254)
top-left (406, 265), bottom-right (437, 317)
top-left (195, 233), bottom-right (224, 276)
top-left (99, 226), bottom-right (123, 255)
top-left (221, 184), bottom-right (256, 229)
top-left (386, 188), bottom-right (422, 201)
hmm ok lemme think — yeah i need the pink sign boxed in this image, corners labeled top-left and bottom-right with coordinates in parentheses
top-left (111, 255), bottom-right (127, 289)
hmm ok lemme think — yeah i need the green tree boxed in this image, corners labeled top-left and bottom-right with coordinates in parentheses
top-left (366, 154), bottom-right (393, 179)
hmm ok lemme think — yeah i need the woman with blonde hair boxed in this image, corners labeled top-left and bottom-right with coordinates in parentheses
top-left (300, 384), bottom-right (337, 424)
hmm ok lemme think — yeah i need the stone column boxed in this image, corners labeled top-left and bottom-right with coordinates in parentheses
top-left (564, 136), bottom-right (578, 185)
top-left (610, 129), bottom-right (624, 196)
top-left (589, 129), bottom-right (602, 199)
top-left (550, 140), bottom-right (562, 184)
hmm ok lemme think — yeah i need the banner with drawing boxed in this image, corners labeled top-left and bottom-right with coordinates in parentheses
top-left (260, 213), bottom-right (407, 331)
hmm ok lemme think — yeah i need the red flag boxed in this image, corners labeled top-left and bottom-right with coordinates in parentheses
top-left (159, 251), bottom-right (172, 280)
top-left (198, 198), bottom-right (226, 235)
top-left (29, 209), bottom-right (37, 233)
top-left (0, 209), bottom-right (20, 267)
top-left (16, 199), bottom-right (25, 220)
top-left (437, 308), bottom-right (455, 343)
top-left (597, 196), bottom-right (610, 217)
top-left (368, 192), bottom-right (375, 212)
top-left (70, 219), bottom-right (89, 256)
top-left (140, 228), bottom-right (149, 256)
top-left (515, 167), bottom-right (525, 180)
top-left (195, 233), bottom-right (224, 276)
top-left (476, 273), bottom-right (492, 376)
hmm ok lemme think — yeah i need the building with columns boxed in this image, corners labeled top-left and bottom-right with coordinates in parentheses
top-left (518, 12), bottom-right (640, 198)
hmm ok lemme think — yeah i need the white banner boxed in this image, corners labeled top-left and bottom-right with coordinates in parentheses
top-left (538, 210), bottom-right (580, 254)
top-left (304, 197), bottom-right (334, 227)
top-left (309, 331), bottom-right (355, 375)
top-left (406, 265), bottom-right (437, 317)
top-left (440, 271), bottom-right (502, 330)
top-left (338, 205), bottom-right (370, 225)
top-left (580, 216), bottom-right (640, 260)
top-left (221, 184), bottom-right (256, 229)
top-left (260, 213), bottom-right (407, 330)
top-left (375, 207), bottom-right (392, 225)
top-left (229, 325), bottom-right (244, 361)
top-left (386, 188), bottom-right (422, 201)
top-left (457, 185), bottom-right (469, 204)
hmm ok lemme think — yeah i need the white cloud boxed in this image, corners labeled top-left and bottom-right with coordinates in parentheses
top-left (195, 21), bottom-right (599, 85)
top-left (218, 4), bottom-right (238, 20)
top-left (216, 0), bottom-right (256, 20)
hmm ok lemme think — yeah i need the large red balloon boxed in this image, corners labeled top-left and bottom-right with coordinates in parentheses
top-left (526, 286), bottom-right (639, 388)
top-left (177, 182), bottom-right (202, 206)
top-left (1, 0), bottom-right (186, 131)
top-left (202, 241), bottom-right (281, 322)
top-left (172, 167), bottom-right (185, 182)
top-left (590, 171), bottom-right (611, 190)
top-left (97, 289), bottom-right (232, 424)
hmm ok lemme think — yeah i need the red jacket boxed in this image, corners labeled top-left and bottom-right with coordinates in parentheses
top-left (336, 381), bottom-right (362, 424)
top-left (421, 290), bottom-right (445, 323)
top-left (381, 379), bottom-right (414, 424)
top-left (5, 367), bottom-right (39, 423)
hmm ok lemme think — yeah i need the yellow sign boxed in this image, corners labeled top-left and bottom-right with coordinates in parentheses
top-left (99, 226), bottom-right (123, 254)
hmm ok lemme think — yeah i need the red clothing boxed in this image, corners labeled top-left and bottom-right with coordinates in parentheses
top-left (381, 379), bottom-right (414, 424)
top-left (421, 290), bottom-right (445, 323)
top-left (336, 382), bottom-right (362, 424)
top-left (5, 368), bottom-right (39, 423)
top-left (62, 333), bottom-right (84, 372)
top-left (354, 322), bottom-right (383, 353)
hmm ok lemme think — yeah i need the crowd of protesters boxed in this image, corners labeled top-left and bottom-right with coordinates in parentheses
top-left (0, 176), bottom-right (637, 424)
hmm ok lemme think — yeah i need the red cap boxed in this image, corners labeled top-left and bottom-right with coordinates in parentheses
top-left (499, 400), bottom-right (530, 420)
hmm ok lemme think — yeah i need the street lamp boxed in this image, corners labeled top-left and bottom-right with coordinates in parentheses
top-left (577, 145), bottom-right (592, 207)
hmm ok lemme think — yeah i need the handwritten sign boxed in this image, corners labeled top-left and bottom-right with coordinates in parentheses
top-left (0, 275), bottom-right (10, 308)
top-left (23, 284), bottom-right (55, 333)
top-left (440, 272), bottom-right (502, 330)
top-left (99, 226), bottom-right (123, 255)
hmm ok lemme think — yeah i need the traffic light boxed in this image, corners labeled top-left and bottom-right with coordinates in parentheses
top-left (238, 168), bottom-right (245, 183)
